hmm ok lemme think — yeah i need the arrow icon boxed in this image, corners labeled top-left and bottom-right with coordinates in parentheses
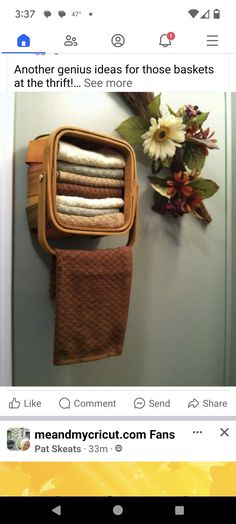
top-left (188, 398), bottom-right (200, 408)
top-left (52, 506), bottom-right (62, 516)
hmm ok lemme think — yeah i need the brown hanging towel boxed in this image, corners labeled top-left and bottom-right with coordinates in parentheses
top-left (52, 247), bottom-right (132, 365)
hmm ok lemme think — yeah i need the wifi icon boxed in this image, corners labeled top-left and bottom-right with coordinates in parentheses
top-left (188, 9), bottom-right (199, 18)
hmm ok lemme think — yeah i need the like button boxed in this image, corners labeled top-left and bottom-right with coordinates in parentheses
top-left (9, 397), bottom-right (20, 409)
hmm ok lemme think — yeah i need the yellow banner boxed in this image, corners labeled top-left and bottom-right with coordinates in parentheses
top-left (0, 462), bottom-right (235, 496)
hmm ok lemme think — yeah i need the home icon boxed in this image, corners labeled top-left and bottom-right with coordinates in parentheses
top-left (17, 34), bottom-right (30, 48)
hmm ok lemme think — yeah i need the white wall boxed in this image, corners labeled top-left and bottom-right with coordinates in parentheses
top-left (0, 94), bottom-right (14, 386)
top-left (13, 92), bottom-right (228, 386)
top-left (231, 93), bottom-right (236, 385)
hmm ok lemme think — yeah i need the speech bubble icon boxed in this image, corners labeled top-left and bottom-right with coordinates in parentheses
top-left (44, 10), bottom-right (51, 18)
top-left (58, 10), bottom-right (66, 18)
top-left (59, 397), bottom-right (70, 409)
top-left (134, 397), bottom-right (145, 409)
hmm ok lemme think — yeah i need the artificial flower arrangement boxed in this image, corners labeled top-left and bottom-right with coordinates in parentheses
top-left (117, 93), bottom-right (219, 224)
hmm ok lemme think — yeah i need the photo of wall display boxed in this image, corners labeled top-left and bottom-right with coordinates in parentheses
top-left (4, 91), bottom-right (232, 387)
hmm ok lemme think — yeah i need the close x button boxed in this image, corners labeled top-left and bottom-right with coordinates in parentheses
top-left (220, 428), bottom-right (230, 437)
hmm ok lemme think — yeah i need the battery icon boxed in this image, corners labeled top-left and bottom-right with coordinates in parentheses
top-left (213, 9), bottom-right (220, 19)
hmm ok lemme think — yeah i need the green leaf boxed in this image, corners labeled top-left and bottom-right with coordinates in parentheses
top-left (189, 178), bottom-right (219, 199)
top-left (148, 176), bottom-right (167, 186)
top-left (183, 143), bottom-right (206, 171)
top-left (192, 111), bottom-right (209, 128)
top-left (185, 112), bottom-right (209, 130)
top-left (167, 105), bottom-right (177, 117)
top-left (116, 116), bottom-right (149, 145)
top-left (161, 157), bottom-right (173, 168)
top-left (147, 93), bottom-right (161, 119)
top-left (148, 176), bottom-right (169, 197)
top-left (184, 116), bottom-right (193, 128)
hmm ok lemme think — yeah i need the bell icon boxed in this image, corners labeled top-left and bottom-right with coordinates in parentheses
top-left (159, 34), bottom-right (171, 48)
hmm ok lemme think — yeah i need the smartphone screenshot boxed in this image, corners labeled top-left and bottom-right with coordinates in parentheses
top-left (0, 0), bottom-right (236, 519)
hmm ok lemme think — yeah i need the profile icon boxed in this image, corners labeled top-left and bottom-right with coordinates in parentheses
top-left (7, 427), bottom-right (30, 451)
top-left (111, 34), bottom-right (125, 47)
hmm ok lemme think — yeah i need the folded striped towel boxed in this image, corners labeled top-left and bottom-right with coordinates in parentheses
top-left (56, 183), bottom-right (123, 199)
top-left (57, 171), bottom-right (125, 188)
top-left (57, 203), bottom-right (119, 216)
top-left (57, 161), bottom-right (124, 179)
top-left (57, 212), bottom-right (125, 229)
top-left (56, 195), bottom-right (124, 209)
top-left (58, 142), bottom-right (125, 168)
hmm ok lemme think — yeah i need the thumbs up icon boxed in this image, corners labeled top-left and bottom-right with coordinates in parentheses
top-left (9, 397), bottom-right (21, 409)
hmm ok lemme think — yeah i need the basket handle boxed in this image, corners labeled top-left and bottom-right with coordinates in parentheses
top-left (38, 170), bottom-right (56, 255)
top-left (126, 185), bottom-right (138, 247)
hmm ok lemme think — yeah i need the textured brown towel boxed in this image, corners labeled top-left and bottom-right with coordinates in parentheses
top-left (52, 247), bottom-right (132, 365)
top-left (57, 212), bottom-right (125, 229)
top-left (57, 170), bottom-right (125, 188)
top-left (57, 183), bottom-right (123, 199)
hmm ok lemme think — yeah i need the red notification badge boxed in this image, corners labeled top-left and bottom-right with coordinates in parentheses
top-left (167, 32), bottom-right (175, 41)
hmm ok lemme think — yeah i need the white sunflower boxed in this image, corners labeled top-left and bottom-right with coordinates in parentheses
top-left (141, 113), bottom-right (186, 161)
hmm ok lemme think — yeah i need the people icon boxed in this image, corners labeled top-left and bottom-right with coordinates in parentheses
top-left (64, 35), bottom-right (78, 46)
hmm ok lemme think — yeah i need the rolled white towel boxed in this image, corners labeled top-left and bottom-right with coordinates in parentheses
top-left (56, 195), bottom-right (124, 209)
top-left (57, 203), bottom-right (119, 216)
top-left (58, 142), bottom-right (125, 168)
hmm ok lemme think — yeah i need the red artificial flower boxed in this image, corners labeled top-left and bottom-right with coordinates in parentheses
top-left (185, 190), bottom-right (203, 213)
top-left (166, 198), bottom-right (186, 216)
top-left (187, 127), bottom-right (219, 150)
top-left (167, 171), bottom-right (193, 198)
top-left (200, 146), bottom-right (209, 156)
